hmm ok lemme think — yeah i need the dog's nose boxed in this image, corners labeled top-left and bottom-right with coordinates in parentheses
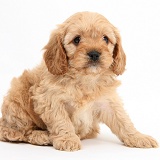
top-left (88, 51), bottom-right (100, 61)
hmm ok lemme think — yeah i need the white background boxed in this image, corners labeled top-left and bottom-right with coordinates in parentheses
top-left (0, 0), bottom-right (160, 159)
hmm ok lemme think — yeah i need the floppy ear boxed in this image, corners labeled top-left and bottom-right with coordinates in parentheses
top-left (43, 30), bottom-right (68, 75)
top-left (111, 30), bottom-right (126, 75)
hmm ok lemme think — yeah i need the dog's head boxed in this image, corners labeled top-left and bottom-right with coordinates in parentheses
top-left (43, 12), bottom-right (126, 75)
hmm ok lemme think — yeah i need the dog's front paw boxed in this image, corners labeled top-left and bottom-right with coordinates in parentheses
top-left (123, 133), bottom-right (158, 148)
top-left (52, 134), bottom-right (81, 151)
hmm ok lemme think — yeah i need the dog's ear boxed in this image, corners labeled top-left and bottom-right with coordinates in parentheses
top-left (43, 30), bottom-right (68, 75)
top-left (111, 29), bottom-right (126, 75)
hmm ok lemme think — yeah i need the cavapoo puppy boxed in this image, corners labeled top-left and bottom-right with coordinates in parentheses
top-left (0, 11), bottom-right (158, 151)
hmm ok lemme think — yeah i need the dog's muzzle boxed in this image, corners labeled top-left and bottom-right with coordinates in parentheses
top-left (88, 51), bottom-right (100, 61)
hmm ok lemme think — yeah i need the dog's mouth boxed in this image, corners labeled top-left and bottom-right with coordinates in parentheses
top-left (83, 60), bottom-right (102, 73)
top-left (88, 61), bottom-right (99, 67)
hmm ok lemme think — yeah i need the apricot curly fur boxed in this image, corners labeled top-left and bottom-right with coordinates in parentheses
top-left (0, 12), bottom-right (158, 151)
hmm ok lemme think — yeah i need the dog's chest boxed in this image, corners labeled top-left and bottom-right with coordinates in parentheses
top-left (70, 99), bottom-right (111, 137)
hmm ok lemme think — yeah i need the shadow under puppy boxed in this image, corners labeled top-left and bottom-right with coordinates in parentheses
top-left (0, 11), bottom-right (158, 151)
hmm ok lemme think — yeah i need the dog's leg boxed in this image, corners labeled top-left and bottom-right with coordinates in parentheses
top-left (0, 100), bottom-right (34, 143)
top-left (99, 97), bottom-right (158, 148)
top-left (0, 101), bottom-right (51, 146)
top-left (0, 122), bottom-right (51, 146)
top-left (0, 96), bottom-right (49, 146)
top-left (39, 105), bottom-right (81, 151)
top-left (0, 122), bottom-right (27, 142)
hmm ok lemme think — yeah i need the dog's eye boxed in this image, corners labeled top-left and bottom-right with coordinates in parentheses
top-left (73, 36), bottom-right (81, 45)
top-left (103, 36), bottom-right (109, 44)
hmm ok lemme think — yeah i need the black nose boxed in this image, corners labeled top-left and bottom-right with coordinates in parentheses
top-left (88, 51), bottom-right (100, 61)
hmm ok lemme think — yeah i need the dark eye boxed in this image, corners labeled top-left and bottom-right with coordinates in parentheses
top-left (73, 36), bottom-right (81, 45)
top-left (103, 36), bottom-right (109, 44)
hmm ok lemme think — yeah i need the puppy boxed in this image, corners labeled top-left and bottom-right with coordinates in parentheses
top-left (0, 11), bottom-right (158, 151)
